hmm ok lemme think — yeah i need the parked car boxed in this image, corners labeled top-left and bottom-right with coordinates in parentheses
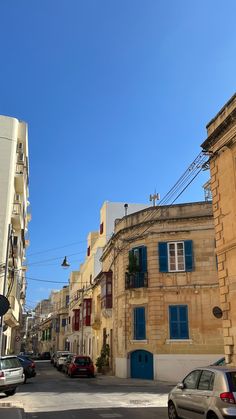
top-left (0, 355), bottom-right (24, 396)
top-left (67, 356), bottom-right (95, 378)
top-left (17, 355), bottom-right (36, 383)
top-left (56, 353), bottom-right (74, 371)
top-left (53, 351), bottom-right (70, 368)
top-left (50, 352), bottom-right (55, 364)
top-left (168, 365), bottom-right (236, 419)
top-left (62, 354), bottom-right (75, 374)
top-left (39, 352), bottom-right (51, 360)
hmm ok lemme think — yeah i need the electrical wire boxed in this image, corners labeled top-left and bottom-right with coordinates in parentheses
top-left (26, 276), bottom-right (68, 284)
top-left (26, 251), bottom-right (86, 267)
top-left (106, 151), bottom-right (209, 269)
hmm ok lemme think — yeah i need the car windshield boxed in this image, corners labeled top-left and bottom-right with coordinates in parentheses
top-left (0, 358), bottom-right (21, 369)
top-left (75, 358), bottom-right (91, 366)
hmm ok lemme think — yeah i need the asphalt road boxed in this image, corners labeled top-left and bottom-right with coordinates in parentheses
top-left (0, 361), bottom-right (173, 419)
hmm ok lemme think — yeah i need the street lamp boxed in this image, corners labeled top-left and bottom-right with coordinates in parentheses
top-left (61, 256), bottom-right (70, 268)
top-left (60, 257), bottom-right (86, 354)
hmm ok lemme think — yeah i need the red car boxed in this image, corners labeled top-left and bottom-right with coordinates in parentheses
top-left (68, 356), bottom-right (95, 378)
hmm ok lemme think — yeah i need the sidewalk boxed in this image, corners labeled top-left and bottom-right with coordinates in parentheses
top-left (95, 373), bottom-right (176, 387)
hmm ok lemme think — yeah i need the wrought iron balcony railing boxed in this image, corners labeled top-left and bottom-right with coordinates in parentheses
top-left (125, 272), bottom-right (148, 289)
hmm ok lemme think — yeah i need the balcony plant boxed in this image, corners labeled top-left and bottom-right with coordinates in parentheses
top-left (127, 252), bottom-right (139, 273)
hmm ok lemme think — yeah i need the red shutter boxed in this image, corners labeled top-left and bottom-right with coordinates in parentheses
top-left (84, 299), bottom-right (91, 326)
top-left (73, 309), bottom-right (80, 331)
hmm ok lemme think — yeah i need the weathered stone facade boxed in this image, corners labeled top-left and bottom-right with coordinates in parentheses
top-left (201, 93), bottom-right (236, 364)
top-left (101, 202), bottom-right (223, 381)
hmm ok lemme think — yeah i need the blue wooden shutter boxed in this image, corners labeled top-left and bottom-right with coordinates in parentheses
top-left (184, 240), bottom-right (193, 271)
top-left (134, 307), bottom-right (146, 340)
top-left (140, 246), bottom-right (147, 272)
top-left (158, 242), bottom-right (168, 272)
top-left (169, 305), bottom-right (189, 339)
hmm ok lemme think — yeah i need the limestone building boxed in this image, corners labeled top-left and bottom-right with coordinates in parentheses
top-left (100, 202), bottom-right (223, 381)
top-left (201, 93), bottom-right (236, 364)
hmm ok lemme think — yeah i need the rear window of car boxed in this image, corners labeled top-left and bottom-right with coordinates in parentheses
top-left (226, 372), bottom-right (236, 391)
top-left (0, 358), bottom-right (21, 369)
top-left (75, 357), bottom-right (91, 366)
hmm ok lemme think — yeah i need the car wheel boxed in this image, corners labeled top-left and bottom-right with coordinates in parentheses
top-left (24, 374), bottom-right (27, 384)
top-left (5, 388), bottom-right (16, 397)
top-left (168, 402), bottom-right (179, 419)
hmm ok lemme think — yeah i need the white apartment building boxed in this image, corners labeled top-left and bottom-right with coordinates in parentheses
top-left (0, 115), bottom-right (30, 354)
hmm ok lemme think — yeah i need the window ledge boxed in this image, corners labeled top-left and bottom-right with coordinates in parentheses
top-left (165, 339), bottom-right (193, 344)
top-left (130, 339), bottom-right (148, 344)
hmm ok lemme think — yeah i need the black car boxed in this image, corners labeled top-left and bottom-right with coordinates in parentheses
top-left (17, 355), bottom-right (36, 383)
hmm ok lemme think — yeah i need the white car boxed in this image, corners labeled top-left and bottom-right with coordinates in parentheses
top-left (56, 353), bottom-right (74, 371)
top-left (0, 355), bottom-right (24, 396)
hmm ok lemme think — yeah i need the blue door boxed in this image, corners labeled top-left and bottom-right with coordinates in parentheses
top-left (130, 350), bottom-right (153, 380)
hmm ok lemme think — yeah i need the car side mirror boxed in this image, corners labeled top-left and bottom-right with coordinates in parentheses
top-left (177, 382), bottom-right (185, 390)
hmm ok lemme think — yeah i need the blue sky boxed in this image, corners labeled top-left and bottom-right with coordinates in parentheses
top-left (0, 1), bottom-right (235, 308)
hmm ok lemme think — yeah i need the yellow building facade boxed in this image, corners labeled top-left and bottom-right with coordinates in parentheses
top-left (101, 202), bottom-right (223, 381)
top-left (201, 93), bottom-right (236, 364)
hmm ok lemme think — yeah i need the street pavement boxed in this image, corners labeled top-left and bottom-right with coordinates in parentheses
top-left (0, 361), bottom-right (175, 419)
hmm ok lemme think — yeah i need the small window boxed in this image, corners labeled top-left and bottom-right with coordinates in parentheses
top-left (158, 241), bottom-right (193, 272)
top-left (198, 370), bottom-right (215, 391)
top-left (168, 242), bottom-right (185, 271)
top-left (87, 246), bottom-right (90, 257)
top-left (183, 370), bottom-right (201, 389)
top-left (100, 222), bottom-right (104, 234)
top-left (61, 318), bottom-right (67, 327)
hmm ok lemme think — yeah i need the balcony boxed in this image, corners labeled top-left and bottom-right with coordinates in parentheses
top-left (125, 272), bottom-right (148, 289)
top-left (101, 295), bottom-right (112, 309)
top-left (15, 164), bottom-right (26, 193)
top-left (91, 314), bottom-right (101, 330)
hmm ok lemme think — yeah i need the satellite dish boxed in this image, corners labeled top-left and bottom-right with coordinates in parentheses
top-left (0, 295), bottom-right (10, 316)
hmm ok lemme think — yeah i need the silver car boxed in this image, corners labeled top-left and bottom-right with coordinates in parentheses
top-left (0, 355), bottom-right (24, 396)
top-left (168, 366), bottom-right (236, 419)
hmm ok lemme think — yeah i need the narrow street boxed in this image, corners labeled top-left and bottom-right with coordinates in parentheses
top-left (0, 361), bottom-right (172, 419)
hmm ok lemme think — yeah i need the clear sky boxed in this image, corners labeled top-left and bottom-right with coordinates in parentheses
top-left (0, 1), bottom-right (236, 309)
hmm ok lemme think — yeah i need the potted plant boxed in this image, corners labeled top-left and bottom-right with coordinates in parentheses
top-left (95, 344), bottom-right (110, 374)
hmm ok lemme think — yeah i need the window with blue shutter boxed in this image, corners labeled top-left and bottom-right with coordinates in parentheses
top-left (133, 307), bottom-right (146, 340)
top-left (169, 305), bottom-right (189, 339)
top-left (184, 240), bottom-right (193, 272)
top-left (158, 242), bottom-right (168, 272)
top-left (158, 241), bottom-right (193, 272)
